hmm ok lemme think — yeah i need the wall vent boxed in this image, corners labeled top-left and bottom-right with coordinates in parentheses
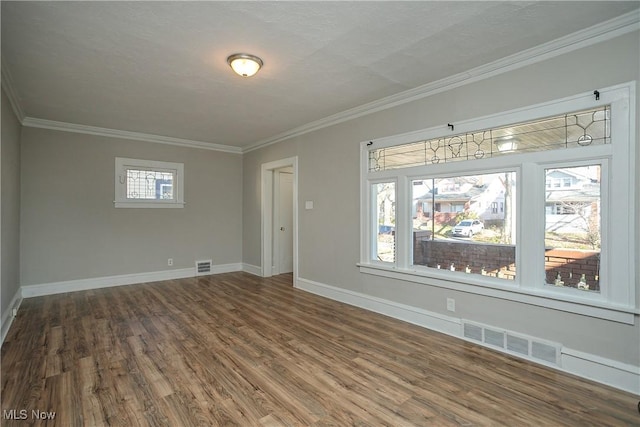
top-left (532, 341), bottom-right (560, 364)
top-left (461, 320), bottom-right (561, 367)
top-left (483, 328), bottom-right (505, 348)
top-left (463, 323), bottom-right (483, 342)
top-left (195, 260), bottom-right (212, 276)
top-left (506, 334), bottom-right (529, 356)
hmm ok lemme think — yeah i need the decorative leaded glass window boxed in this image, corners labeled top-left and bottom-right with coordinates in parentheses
top-left (369, 106), bottom-right (610, 172)
top-left (115, 158), bottom-right (185, 208)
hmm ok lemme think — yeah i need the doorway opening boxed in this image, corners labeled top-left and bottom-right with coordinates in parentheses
top-left (261, 157), bottom-right (298, 281)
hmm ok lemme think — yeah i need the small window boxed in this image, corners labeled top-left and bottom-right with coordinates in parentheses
top-left (374, 182), bottom-right (396, 263)
top-left (544, 165), bottom-right (601, 292)
top-left (115, 158), bottom-right (185, 208)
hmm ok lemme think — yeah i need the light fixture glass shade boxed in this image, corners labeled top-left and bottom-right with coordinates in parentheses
top-left (496, 137), bottom-right (518, 152)
top-left (227, 53), bottom-right (263, 77)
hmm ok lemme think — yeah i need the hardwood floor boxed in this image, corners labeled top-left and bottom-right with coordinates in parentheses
top-left (2, 272), bottom-right (638, 426)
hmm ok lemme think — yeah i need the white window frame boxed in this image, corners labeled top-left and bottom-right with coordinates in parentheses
top-left (359, 83), bottom-right (636, 323)
top-left (114, 157), bottom-right (185, 208)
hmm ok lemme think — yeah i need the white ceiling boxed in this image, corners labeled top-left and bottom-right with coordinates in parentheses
top-left (2, 1), bottom-right (639, 151)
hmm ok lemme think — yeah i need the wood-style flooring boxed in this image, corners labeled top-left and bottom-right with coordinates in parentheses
top-left (1, 272), bottom-right (638, 426)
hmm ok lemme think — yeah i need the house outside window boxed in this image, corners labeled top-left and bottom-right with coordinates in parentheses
top-left (545, 165), bottom-right (601, 290)
top-left (360, 83), bottom-right (635, 323)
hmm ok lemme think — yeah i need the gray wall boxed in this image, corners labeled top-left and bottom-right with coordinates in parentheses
top-left (1, 87), bottom-right (22, 316)
top-left (20, 127), bottom-right (242, 285)
top-left (242, 31), bottom-right (640, 366)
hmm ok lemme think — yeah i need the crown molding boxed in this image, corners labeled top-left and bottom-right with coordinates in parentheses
top-left (243, 9), bottom-right (640, 153)
top-left (1, 58), bottom-right (26, 123)
top-left (21, 117), bottom-right (242, 154)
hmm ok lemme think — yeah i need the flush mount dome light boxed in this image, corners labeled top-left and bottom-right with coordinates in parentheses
top-left (495, 136), bottom-right (518, 152)
top-left (227, 53), bottom-right (263, 77)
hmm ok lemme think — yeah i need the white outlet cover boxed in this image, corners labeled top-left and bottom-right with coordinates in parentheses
top-left (446, 298), bottom-right (455, 312)
top-left (305, 201), bottom-right (314, 210)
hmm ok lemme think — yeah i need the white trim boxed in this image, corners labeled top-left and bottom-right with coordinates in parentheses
top-left (242, 11), bottom-right (640, 153)
top-left (561, 348), bottom-right (640, 395)
top-left (114, 201), bottom-right (185, 209)
top-left (0, 59), bottom-right (25, 122)
top-left (1, 287), bottom-right (23, 345)
top-left (261, 157), bottom-right (298, 279)
top-left (21, 268), bottom-right (196, 297)
top-left (207, 262), bottom-right (243, 275)
top-left (21, 264), bottom-right (244, 297)
top-left (357, 264), bottom-right (636, 325)
top-left (242, 263), bottom-right (262, 276)
top-left (21, 117), bottom-right (242, 154)
top-left (295, 275), bottom-right (640, 394)
top-left (296, 277), bottom-right (461, 337)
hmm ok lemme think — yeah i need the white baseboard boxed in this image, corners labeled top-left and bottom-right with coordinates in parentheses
top-left (295, 277), bottom-right (461, 337)
top-left (1, 287), bottom-right (23, 345)
top-left (561, 348), bottom-right (640, 395)
top-left (22, 267), bottom-right (197, 298)
top-left (209, 263), bottom-right (244, 275)
top-left (295, 276), bottom-right (640, 395)
top-left (242, 263), bottom-right (262, 276)
top-left (21, 263), bottom-right (247, 298)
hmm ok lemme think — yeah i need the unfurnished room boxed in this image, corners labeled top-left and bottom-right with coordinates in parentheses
top-left (1, 1), bottom-right (640, 426)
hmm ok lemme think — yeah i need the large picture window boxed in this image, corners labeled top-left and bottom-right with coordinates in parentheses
top-left (360, 84), bottom-right (635, 322)
top-left (412, 172), bottom-right (517, 280)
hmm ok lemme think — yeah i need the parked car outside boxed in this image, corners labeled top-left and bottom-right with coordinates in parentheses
top-left (378, 225), bottom-right (395, 234)
top-left (452, 219), bottom-right (484, 237)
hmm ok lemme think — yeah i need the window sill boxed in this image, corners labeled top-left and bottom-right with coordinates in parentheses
top-left (114, 201), bottom-right (185, 209)
top-left (357, 263), bottom-right (638, 324)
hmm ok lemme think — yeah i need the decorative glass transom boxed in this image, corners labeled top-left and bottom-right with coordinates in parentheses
top-left (369, 106), bottom-right (610, 172)
top-left (126, 169), bottom-right (175, 200)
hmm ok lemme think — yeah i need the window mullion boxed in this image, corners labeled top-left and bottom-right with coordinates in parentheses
top-left (519, 163), bottom-right (545, 291)
top-left (606, 95), bottom-right (633, 306)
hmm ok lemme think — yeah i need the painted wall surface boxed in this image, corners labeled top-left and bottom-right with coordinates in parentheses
top-left (242, 31), bottom-right (640, 366)
top-left (1, 87), bottom-right (22, 315)
top-left (20, 127), bottom-right (242, 285)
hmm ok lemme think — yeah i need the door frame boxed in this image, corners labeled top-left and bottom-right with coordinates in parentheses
top-left (261, 157), bottom-right (298, 280)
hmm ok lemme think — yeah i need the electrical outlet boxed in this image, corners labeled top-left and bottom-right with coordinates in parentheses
top-left (12, 308), bottom-right (17, 317)
top-left (167, 258), bottom-right (173, 266)
top-left (446, 298), bottom-right (455, 312)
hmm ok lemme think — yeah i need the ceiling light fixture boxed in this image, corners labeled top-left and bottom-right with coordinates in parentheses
top-left (227, 53), bottom-right (263, 77)
top-left (495, 136), bottom-right (518, 152)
